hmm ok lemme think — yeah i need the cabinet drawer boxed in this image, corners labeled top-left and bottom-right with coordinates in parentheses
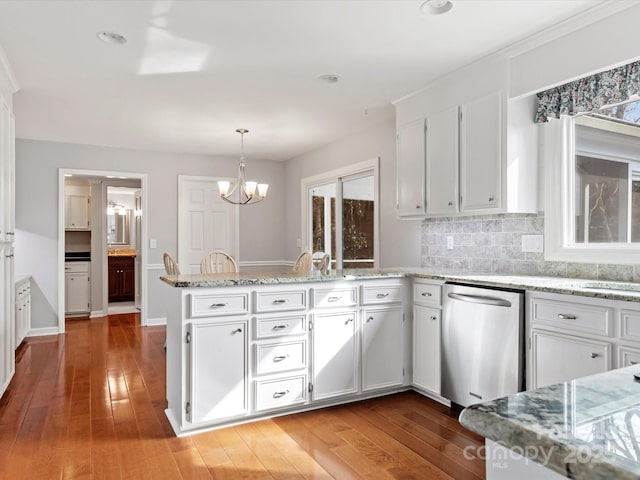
top-left (618, 346), bottom-right (640, 369)
top-left (313, 287), bottom-right (357, 308)
top-left (620, 310), bottom-right (640, 343)
top-left (255, 340), bottom-right (307, 375)
top-left (255, 375), bottom-right (307, 411)
top-left (413, 282), bottom-right (442, 306)
top-left (530, 297), bottom-right (612, 336)
top-left (255, 315), bottom-right (306, 339)
top-left (256, 290), bottom-right (306, 312)
top-left (361, 284), bottom-right (403, 305)
top-left (190, 293), bottom-right (249, 318)
top-left (65, 261), bottom-right (89, 274)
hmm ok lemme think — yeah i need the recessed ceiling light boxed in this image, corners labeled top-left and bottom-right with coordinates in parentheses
top-left (420, 0), bottom-right (453, 15)
top-left (318, 74), bottom-right (340, 84)
top-left (97, 31), bottom-right (127, 45)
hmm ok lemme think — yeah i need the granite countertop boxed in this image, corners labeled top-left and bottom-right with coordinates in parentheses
top-left (160, 267), bottom-right (640, 302)
top-left (459, 365), bottom-right (640, 480)
top-left (108, 248), bottom-right (136, 257)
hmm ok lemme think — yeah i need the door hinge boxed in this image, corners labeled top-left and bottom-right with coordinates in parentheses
top-left (402, 368), bottom-right (405, 377)
top-left (308, 382), bottom-right (314, 393)
top-left (459, 110), bottom-right (463, 121)
top-left (309, 320), bottom-right (313, 331)
top-left (403, 313), bottom-right (405, 323)
top-left (185, 401), bottom-right (191, 415)
top-left (186, 331), bottom-right (191, 344)
top-left (528, 336), bottom-right (531, 350)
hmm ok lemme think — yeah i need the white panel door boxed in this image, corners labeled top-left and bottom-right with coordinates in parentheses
top-left (362, 306), bottom-right (404, 392)
top-left (427, 106), bottom-right (459, 215)
top-left (179, 177), bottom-right (238, 274)
top-left (396, 119), bottom-right (426, 217)
top-left (134, 190), bottom-right (142, 309)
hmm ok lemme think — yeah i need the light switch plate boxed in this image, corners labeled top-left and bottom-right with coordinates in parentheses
top-left (521, 234), bottom-right (543, 253)
top-left (446, 236), bottom-right (454, 250)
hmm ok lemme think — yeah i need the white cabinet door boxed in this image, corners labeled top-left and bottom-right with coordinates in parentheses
top-left (65, 273), bottom-right (90, 313)
top-left (0, 100), bottom-right (14, 242)
top-left (427, 106), bottom-right (459, 215)
top-left (396, 119), bottom-right (426, 217)
top-left (460, 91), bottom-right (502, 212)
top-left (312, 310), bottom-right (358, 400)
top-left (65, 195), bottom-right (91, 230)
top-left (189, 321), bottom-right (248, 424)
top-left (362, 306), bottom-right (404, 392)
top-left (531, 330), bottom-right (610, 389)
top-left (413, 305), bottom-right (441, 394)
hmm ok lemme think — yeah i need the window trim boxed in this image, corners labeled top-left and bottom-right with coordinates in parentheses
top-left (544, 116), bottom-right (640, 264)
top-left (300, 158), bottom-right (380, 270)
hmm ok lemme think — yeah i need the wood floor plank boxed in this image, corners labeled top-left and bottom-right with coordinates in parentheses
top-left (0, 313), bottom-right (486, 479)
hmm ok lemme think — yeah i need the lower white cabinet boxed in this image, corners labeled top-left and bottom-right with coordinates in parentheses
top-left (15, 276), bottom-right (30, 347)
top-left (65, 261), bottom-right (90, 314)
top-left (362, 306), bottom-right (404, 392)
top-left (188, 320), bottom-right (248, 424)
top-left (531, 330), bottom-right (610, 389)
top-left (312, 310), bottom-right (358, 401)
top-left (413, 305), bottom-right (441, 394)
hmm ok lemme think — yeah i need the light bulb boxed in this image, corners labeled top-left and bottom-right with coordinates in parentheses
top-left (257, 184), bottom-right (269, 198)
top-left (245, 181), bottom-right (257, 196)
top-left (218, 181), bottom-right (230, 197)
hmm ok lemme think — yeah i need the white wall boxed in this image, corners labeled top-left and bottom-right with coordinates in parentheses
top-left (15, 139), bottom-right (285, 329)
top-left (283, 118), bottom-right (421, 268)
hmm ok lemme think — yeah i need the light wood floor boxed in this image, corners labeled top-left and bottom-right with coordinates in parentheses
top-left (0, 313), bottom-right (485, 479)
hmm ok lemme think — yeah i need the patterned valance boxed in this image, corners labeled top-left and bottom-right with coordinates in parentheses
top-left (535, 60), bottom-right (640, 123)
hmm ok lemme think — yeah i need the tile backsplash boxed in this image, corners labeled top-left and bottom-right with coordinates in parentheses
top-left (421, 212), bottom-right (640, 282)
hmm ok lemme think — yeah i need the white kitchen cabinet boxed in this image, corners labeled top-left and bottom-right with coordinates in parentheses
top-left (312, 310), bottom-right (358, 401)
top-left (459, 91), bottom-right (502, 211)
top-left (412, 279), bottom-right (443, 396)
top-left (0, 98), bottom-right (14, 243)
top-left (426, 106), bottom-right (459, 215)
top-left (0, 244), bottom-right (14, 396)
top-left (64, 194), bottom-right (91, 230)
top-left (413, 305), bottom-right (441, 394)
top-left (65, 261), bottom-right (90, 314)
top-left (362, 306), bottom-right (404, 392)
top-left (531, 330), bottom-right (610, 389)
top-left (15, 276), bottom-right (30, 348)
top-left (188, 320), bottom-right (248, 424)
top-left (396, 118), bottom-right (426, 217)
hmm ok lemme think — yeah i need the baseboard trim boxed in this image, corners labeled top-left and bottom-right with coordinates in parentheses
top-left (145, 317), bottom-right (167, 326)
top-left (27, 327), bottom-right (60, 337)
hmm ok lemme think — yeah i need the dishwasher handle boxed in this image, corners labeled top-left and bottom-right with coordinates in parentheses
top-left (447, 292), bottom-right (512, 308)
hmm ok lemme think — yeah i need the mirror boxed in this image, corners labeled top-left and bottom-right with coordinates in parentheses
top-left (107, 210), bottom-right (130, 245)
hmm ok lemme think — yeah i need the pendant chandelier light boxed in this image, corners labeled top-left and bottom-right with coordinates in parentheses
top-left (218, 128), bottom-right (268, 205)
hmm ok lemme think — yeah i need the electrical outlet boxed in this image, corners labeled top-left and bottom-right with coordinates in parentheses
top-left (149, 238), bottom-right (157, 249)
top-left (296, 238), bottom-right (301, 248)
top-left (446, 236), bottom-right (454, 250)
top-left (521, 234), bottom-right (543, 253)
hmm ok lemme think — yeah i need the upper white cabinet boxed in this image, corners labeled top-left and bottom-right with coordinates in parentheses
top-left (426, 106), bottom-right (459, 215)
top-left (459, 91), bottom-right (502, 211)
top-left (396, 118), bottom-right (426, 217)
top-left (64, 190), bottom-right (91, 230)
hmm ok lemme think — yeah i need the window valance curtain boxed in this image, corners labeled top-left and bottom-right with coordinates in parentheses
top-left (535, 60), bottom-right (640, 123)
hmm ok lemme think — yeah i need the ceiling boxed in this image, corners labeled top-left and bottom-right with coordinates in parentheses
top-left (0, 0), bottom-right (623, 161)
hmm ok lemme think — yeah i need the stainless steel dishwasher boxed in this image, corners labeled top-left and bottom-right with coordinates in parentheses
top-left (442, 283), bottom-right (524, 407)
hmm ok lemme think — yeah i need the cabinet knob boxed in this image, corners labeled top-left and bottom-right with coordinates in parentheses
top-left (367, 316), bottom-right (374, 322)
top-left (344, 318), bottom-right (354, 325)
top-left (488, 196), bottom-right (495, 202)
top-left (416, 205), bottom-right (421, 209)
top-left (231, 328), bottom-right (242, 334)
top-left (448, 201), bottom-right (453, 206)
top-left (421, 292), bottom-right (432, 297)
top-left (430, 315), bottom-right (437, 321)
top-left (590, 353), bottom-right (599, 359)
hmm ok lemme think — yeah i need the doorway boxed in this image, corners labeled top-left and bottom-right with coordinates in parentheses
top-left (58, 169), bottom-right (148, 333)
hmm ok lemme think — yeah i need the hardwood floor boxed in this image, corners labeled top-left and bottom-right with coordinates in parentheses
top-left (0, 313), bottom-right (485, 479)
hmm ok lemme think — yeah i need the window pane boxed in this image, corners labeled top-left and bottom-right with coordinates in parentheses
top-left (575, 156), bottom-right (628, 243)
top-left (632, 179), bottom-right (640, 242)
top-left (342, 175), bottom-right (374, 268)
top-left (311, 183), bottom-right (336, 267)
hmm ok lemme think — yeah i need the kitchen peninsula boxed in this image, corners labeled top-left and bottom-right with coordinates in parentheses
top-left (160, 269), bottom-right (640, 438)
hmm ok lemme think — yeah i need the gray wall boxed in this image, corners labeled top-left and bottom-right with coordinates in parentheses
top-left (15, 139), bottom-right (285, 329)
top-left (282, 117), bottom-right (421, 268)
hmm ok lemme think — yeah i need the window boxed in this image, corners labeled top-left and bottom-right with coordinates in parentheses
top-left (302, 159), bottom-right (379, 270)
top-left (545, 99), bottom-right (640, 263)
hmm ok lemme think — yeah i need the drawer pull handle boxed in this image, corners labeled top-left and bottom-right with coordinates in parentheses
top-left (328, 296), bottom-right (342, 302)
top-left (345, 317), bottom-right (354, 325)
top-left (448, 201), bottom-right (453, 206)
top-left (376, 293), bottom-right (389, 298)
top-left (557, 313), bottom-right (577, 320)
top-left (629, 361), bottom-right (638, 366)
top-left (273, 390), bottom-right (289, 399)
top-left (272, 299), bottom-right (288, 304)
top-left (367, 316), bottom-right (374, 322)
top-left (231, 328), bottom-right (243, 334)
top-left (273, 355), bottom-right (289, 362)
top-left (272, 324), bottom-right (288, 330)
top-left (421, 292), bottom-right (432, 297)
top-left (210, 303), bottom-right (228, 308)
top-left (591, 353), bottom-right (599, 359)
